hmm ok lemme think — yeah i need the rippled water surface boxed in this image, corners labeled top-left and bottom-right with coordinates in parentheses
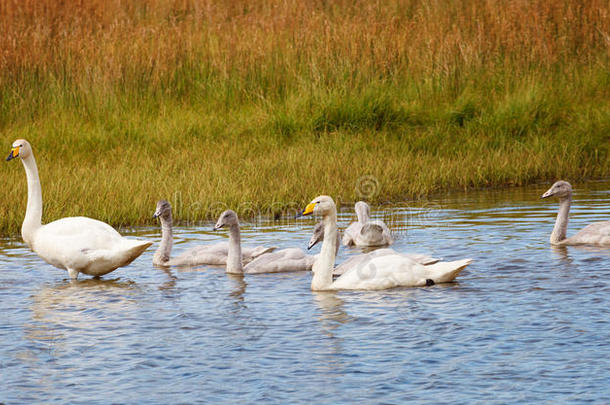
top-left (2, 181), bottom-right (609, 403)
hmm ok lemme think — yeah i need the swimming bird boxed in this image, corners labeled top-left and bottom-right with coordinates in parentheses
top-left (541, 180), bottom-right (610, 246)
top-left (308, 221), bottom-right (440, 276)
top-left (342, 201), bottom-right (393, 247)
top-left (214, 210), bottom-right (316, 274)
top-left (299, 195), bottom-right (472, 290)
top-left (152, 200), bottom-right (276, 266)
top-left (6, 139), bottom-right (152, 280)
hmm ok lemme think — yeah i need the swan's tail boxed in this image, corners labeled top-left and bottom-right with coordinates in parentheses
top-left (427, 258), bottom-right (472, 283)
top-left (122, 239), bottom-right (153, 265)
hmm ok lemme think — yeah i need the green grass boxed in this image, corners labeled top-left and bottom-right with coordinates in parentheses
top-left (0, 0), bottom-right (608, 235)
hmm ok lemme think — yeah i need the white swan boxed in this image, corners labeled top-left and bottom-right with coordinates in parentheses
top-left (541, 180), bottom-right (610, 246)
top-left (6, 139), bottom-right (152, 280)
top-left (308, 221), bottom-right (440, 276)
top-left (342, 201), bottom-right (393, 247)
top-left (299, 195), bottom-right (472, 290)
top-left (152, 200), bottom-right (276, 266)
top-left (214, 210), bottom-right (316, 274)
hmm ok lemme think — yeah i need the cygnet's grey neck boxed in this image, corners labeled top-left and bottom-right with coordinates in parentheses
top-left (154, 214), bottom-right (173, 265)
top-left (551, 195), bottom-right (572, 244)
top-left (226, 223), bottom-right (243, 274)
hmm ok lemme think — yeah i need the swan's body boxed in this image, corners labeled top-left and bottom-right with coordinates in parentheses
top-left (541, 180), bottom-right (610, 246)
top-left (342, 201), bottom-right (393, 247)
top-left (300, 195), bottom-right (472, 291)
top-left (308, 222), bottom-right (439, 276)
top-left (7, 139), bottom-right (152, 280)
top-left (152, 200), bottom-right (275, 267)
top-left (214, 210), bottom-right (317, 274)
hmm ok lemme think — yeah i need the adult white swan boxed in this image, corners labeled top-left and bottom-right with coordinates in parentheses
top-left (541, 180), bottom-right (610, 246)
top-left (299, 195), bottom-right (472, 290)
top-left (214, 210), bottom-right (318, 274)
top-left (308, 221), bottom-right (440, 276)
top-left (342, 201), bottom-right (393, 247)
top-left (6, 139), bottom-right (152, 280)
top-left (152, 200), bottom-right (276, 266)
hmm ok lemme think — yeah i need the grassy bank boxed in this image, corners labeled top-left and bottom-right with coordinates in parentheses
top-left (0, 0), bottom-right (608, 235)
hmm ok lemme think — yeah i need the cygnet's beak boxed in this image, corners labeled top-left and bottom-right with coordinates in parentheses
top-left (541, 189), bottom-right (553, 199)
top-left (213, 222), bottom-right (224, 231)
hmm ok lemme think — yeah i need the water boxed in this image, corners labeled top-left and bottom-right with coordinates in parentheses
top-left (1, 181), bottom-right (609, 404)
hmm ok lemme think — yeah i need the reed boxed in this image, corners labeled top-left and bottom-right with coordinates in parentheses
top-left (0, 0), bottom-right (608, 234)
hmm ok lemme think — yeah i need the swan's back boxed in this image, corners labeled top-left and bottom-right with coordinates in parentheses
top-left (244, 248), bottom-right (313, 274)
top-left (332, 248), bottom-right (440, 276)
top-left (330, 252), bottom-right (471, 290)
top-left (342, 220), bottom-right (393, 247)
top-left (562, 221), bottom-right (610, 246)
top-left (36, 217), bottom-right (122, 249)
top-left (167, 242), bottom-right (277, 266)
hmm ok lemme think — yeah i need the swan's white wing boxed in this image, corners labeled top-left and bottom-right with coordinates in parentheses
top-left (563, 221), bottom-right (610, 246)
top-left (331, 252), bottom-right (471, 290)
top-left (332, 248), bottom-right (439, 276)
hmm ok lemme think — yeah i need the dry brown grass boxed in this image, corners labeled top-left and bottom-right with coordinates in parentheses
top-left (0, 0), bottom-right (608, 234)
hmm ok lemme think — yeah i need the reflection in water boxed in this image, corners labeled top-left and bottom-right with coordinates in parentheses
top-left (25, 278), bottom-right (138, 354)
top-left (156, 266), bottom-right (178, 292)
top-left (226, 273), bottom-right (247, 303)
top-left (312, 291), bottom-right (349, 336)
top-left (550, 245), bottom-right (571, 262)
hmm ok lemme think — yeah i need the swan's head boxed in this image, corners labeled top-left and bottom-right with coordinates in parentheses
top-left (6, 139), bottom-right (32, 161)
top-left (308, 221), bottom-right (325, 250)
top-left (214, 209), bottom-right (239, 230)
top-left (541, 180), bottom-right (573, 199)
top-left (354, 201), bottom-right (370, 222)
top-left (153, 200), bottom-right (172, 219)
top-left (299, 195), bottom-right (336, 218)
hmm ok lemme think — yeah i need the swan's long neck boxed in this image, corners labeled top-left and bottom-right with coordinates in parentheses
top-left (356, 205), bottom-right (369, 223)
top-left (226, 223), bottom-right (243, 274)
top-left (154, 214), bottom-right (173, 265)
top-left (551, 195), bottom-right (571, 244)
top-left (20, 155), bottom-right (43, 246)
top-left (311, 210), bottom-right (338, 290)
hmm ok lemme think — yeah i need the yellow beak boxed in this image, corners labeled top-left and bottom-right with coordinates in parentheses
top-left (6, 146), bottom-right (19, 161)
top-left (301, 202), bottom-right (317, 216)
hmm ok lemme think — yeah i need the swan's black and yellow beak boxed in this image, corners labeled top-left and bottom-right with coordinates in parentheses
top-left (6, 146), bottom-right (19, 161)
top-left (297, 202), bottom-right (317, 218)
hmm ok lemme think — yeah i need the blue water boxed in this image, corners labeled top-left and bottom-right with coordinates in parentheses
top-left (1, 181), bottom-right (609, 404)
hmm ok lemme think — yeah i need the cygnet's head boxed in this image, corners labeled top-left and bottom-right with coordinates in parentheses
top-left (308, 221), bottom-right (325, 250)
top-left (153, 200), bottom-right (172, 220)
top-left (214, 210), bottom-right (239, 230)
top-left (541, 180), bottom-right (573, 199)
top-left (6, 139), bottom-right (33, 161)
